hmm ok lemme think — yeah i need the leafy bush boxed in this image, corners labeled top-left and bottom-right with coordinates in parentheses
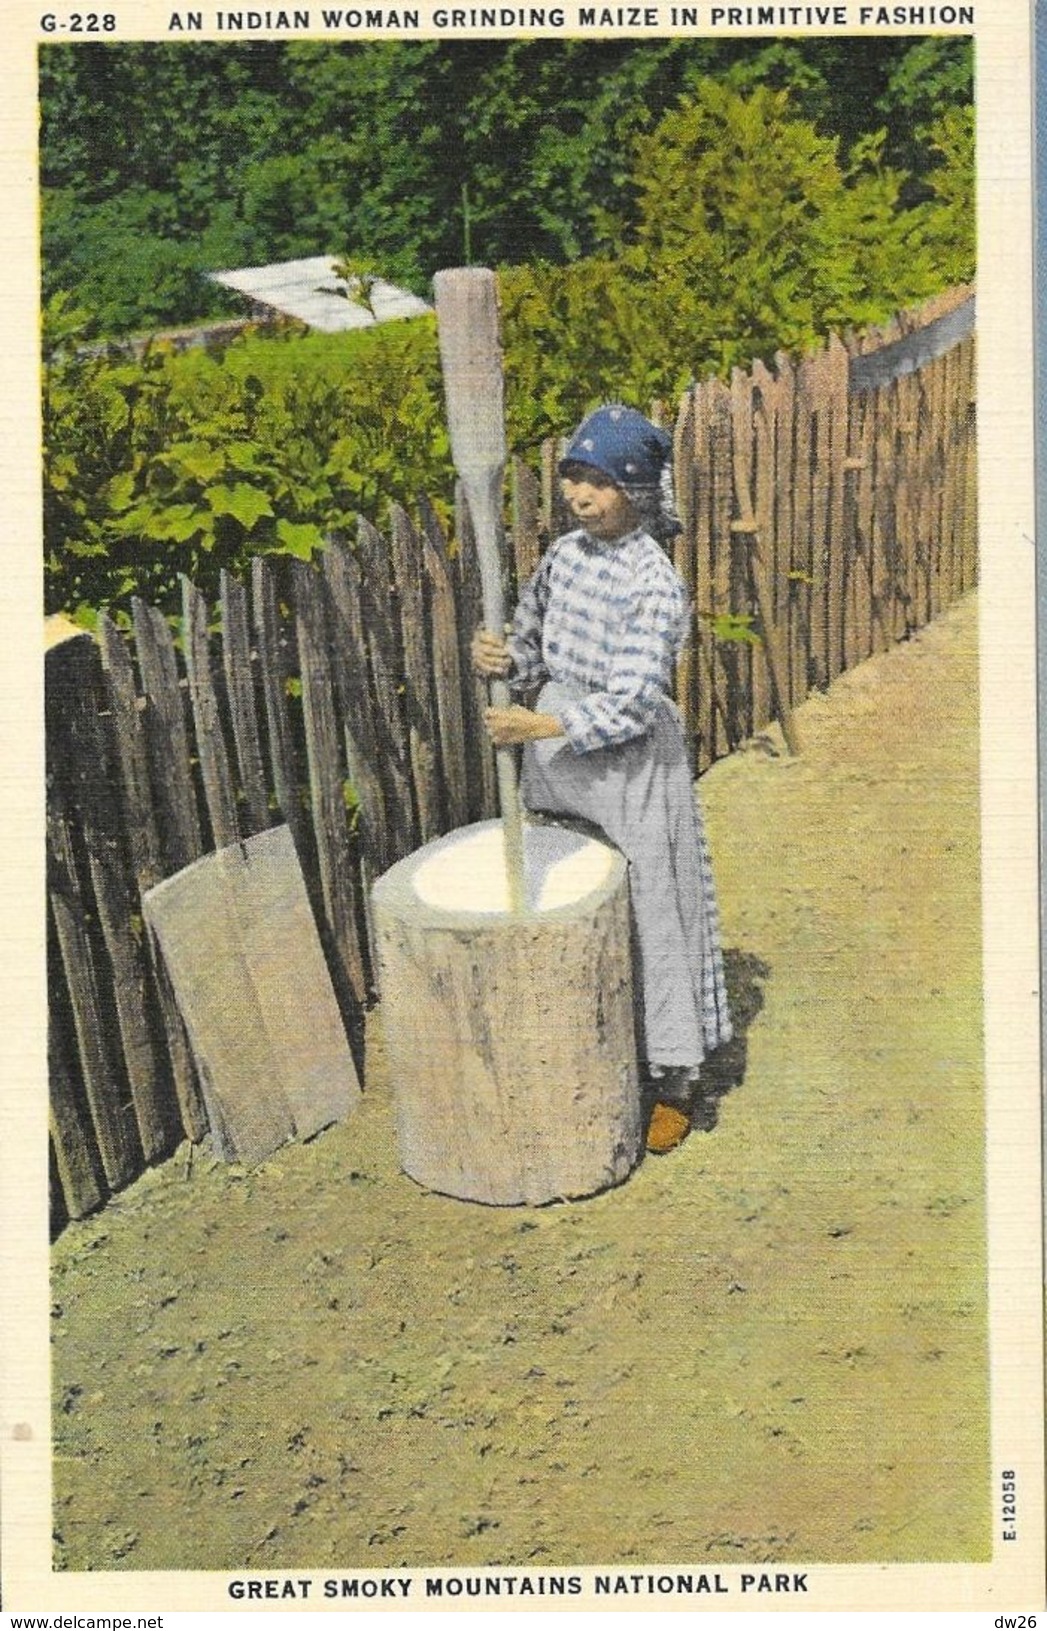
top-left (42, 78), bottom-right (974, 619)
top-left (498, 81), bottom-right (973, 443)
top-left (44, 315), bottom-right (451, 619)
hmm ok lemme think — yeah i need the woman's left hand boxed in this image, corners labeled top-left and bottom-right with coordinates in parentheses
top-left (483, 706), bottom-right (564, 746)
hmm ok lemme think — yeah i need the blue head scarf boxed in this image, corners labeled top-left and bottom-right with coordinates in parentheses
top-left (560, 404), bottom-right (681, 544)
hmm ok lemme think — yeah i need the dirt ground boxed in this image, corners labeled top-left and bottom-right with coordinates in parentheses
top-left (51, 593), bottom-right (988, 1572)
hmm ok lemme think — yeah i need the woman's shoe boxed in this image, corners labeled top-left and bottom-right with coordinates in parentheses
top-left (645, 1101), bottom-right (691, 1154)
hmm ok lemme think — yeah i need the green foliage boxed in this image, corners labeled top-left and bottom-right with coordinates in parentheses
top-left (876, 36), bottom-right (974, 186)
top-left (43, 312), bottom-right (451, 616)
top-left (915, 105), bottom-right (976, 284)
top-left (40, 38), bottom-right (731, 336)
top-left (39, 38), bottom-right (973, 340)
top-left (331, 255), bottom-right (385, 318)
top-left (625, 82), bottom-right (941, 367)
top-left (706, 612), bottom-right (762, 648)
top-left (498, 80), bottom-right (972, 445)
top-left (40, 48), bottom-right (975, 618)
top-left (499, 257), bottom-right (668, 447)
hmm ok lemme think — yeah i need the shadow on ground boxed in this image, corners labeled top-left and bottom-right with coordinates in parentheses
top-left (693, 947), bottom-right (770, 1131)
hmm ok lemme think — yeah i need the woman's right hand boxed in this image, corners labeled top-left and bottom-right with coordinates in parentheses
top-left (471, 628), bottom-right (513, 678)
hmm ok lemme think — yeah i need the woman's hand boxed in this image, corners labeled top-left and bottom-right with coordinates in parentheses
top-left (471, 628), bottom-right (512, 678)
top-left (483, 706), bottom-right (564, 746)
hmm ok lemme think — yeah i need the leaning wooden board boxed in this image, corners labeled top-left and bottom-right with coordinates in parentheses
top-left (143, 825), bottom-right (361, 1164)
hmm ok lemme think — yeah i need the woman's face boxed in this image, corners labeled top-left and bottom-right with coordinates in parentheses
top-left (561, 471), bottom-right (637, 541)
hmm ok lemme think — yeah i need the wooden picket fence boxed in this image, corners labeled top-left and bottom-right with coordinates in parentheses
top-left (46, 284), bottom-right (977, 1229)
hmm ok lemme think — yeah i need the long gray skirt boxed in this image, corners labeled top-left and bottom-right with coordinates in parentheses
top-left (521, 681), bottom-right (732, 1077)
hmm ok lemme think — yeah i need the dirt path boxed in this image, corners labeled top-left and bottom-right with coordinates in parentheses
top-left (52, 593), bottom-right (987, 1572)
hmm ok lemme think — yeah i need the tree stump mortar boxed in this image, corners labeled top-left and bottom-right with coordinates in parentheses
top-left (372, 819), bottom-right (640, 1205)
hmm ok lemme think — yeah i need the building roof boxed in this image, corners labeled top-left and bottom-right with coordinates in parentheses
top-left (209, 255), bottom-right (432, 334)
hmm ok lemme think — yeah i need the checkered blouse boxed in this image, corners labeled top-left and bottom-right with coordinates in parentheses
top-left (508, 527), bottom-right (689, 754)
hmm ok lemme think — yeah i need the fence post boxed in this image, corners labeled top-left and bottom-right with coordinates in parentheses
top-left (132, 598), bottom-right (203, 872)
top-left (356, 516), bottom-right (421, 853)
top-left (47, 625), bottom-right (176, 1166)
top-left (220, 569), bottom-right (271, 835)
top-left (825, 334), bottom-right (850, 683)
top-left (730, 367), bottom-right (800, 755)
top-left (672, 388), bottom-right (697, 747)
top-left (291, 557), bottom-right (370, 1019)
top-left (252, 557), bottom-right (305, 849)
top-left (322, 534), bottom-right (393, 882)
top-left (389, 504), bottom-right (443, 845)
top-left (418, 496), bottom-right (470, 833)
top-left (48, 973), bottom-right (103, 1221)
top-left (182, 576), bottom-right (240, 851)
top-left (510, 456), bottom-right (543, 595)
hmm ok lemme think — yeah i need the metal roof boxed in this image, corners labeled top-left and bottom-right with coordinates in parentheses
top-left (209, 255), bottom-right (432, 333)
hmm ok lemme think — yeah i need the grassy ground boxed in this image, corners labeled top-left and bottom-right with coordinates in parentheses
top-left (51, 592), bottom-right (988, 1571)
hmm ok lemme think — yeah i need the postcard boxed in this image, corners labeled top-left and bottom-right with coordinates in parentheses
top-left (1, 0), bottom-right (1043, 1615)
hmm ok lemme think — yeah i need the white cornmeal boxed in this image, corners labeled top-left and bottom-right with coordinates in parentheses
top-left (412, 826), bottom-right (614, 914)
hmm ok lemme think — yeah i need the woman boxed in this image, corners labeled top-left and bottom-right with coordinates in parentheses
top-left (472, 404), bottom-right (732, 1153)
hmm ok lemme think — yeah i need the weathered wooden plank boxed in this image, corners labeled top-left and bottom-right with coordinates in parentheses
top-left (940, 342), bottom-right (961, 606)
top-left (96, 614), bottom-right (208, 1145)
top-left (237, 829), bottom-right (362, 1135)
top-left (511, 457), bottom-right (543, 599)
top-left (322, 534), bottom-right (392, 878)
top-left (292, 559), bottom-right (369, 1012)
top-left (791, 355), bottom-right (816, 704)
top-left (770, 353), bottom-right (799, 710)
top-left (251, 557), bottom-right (303, 845)
top-left (690, 380), bottom-right (716, 773)
top-left (48, 878), bottom-right (137, 1191)
top-left (220, 569), bottom-right (270, 835)
top-left (389, 504), bottom-right (443, 844)
top-left (939, 345), bottom-right (960, 604)
top-left (131, 598), bottom-right (203, 873)
top-left (750, 360), bottom-right (776, 733)
top-left (924, 360), bottom-right (939, 622)
top-left (909, 367), bottom-right (927, 630)
top-left (808, 351), bottom-right (832, 688)
top-left (825, 334), bottom-right (850, 682)
top-left (419, 495), bottom-right (470, 832)
top-left (910, 366), bottom-right (932, 629)
top-left (81, 852), bottom-right (173, 1166)
top-left (357, 516), bottom-right (420, 856)
top-left (454, 483), bottom-right (499, 823)
top-left (708, 378), bottom-right (736, 754)
top-left (932, 352), bottom-right (952, 613)
top-left (895, 370), bottom-right (919, 636)
top-left (541, 437), bottom-right (570, 541)
top-left (926, 357), bottom-right (939, 616)
top-left (913, 364), bottom-right (930, 627)
top-left (883, 380), bottom-right (907, 643)
top-left (672, 389), bottom-right (698, 746)
top-left (961, 335), bottom-right (979, 591)
top-left (728, 366), bottom-right (798, 752)
top-left (47, 631), bottom-right (174, 1164)
top-left (729, 368), bottom-right (756, 740)
top-left (955, 335), bottom-right (976, 594)
top-left (869, 382), bottom-right (895, 652)
top-left (47, 964), bottom-right (103, 1220)
top-left (849, 383), bottom-right (876, 668)
top-left (182, 577), bottom-right (240, 851)
top-left (148, 942), bottom-right (209, 1146)
top-left (97, 613), bottom-right (162, 890)
top-left (143, 827), bottom-right (360, 1166)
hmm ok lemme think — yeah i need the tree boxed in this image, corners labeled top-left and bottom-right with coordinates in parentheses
top-left (39, 37), bottom-right (973, 339)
